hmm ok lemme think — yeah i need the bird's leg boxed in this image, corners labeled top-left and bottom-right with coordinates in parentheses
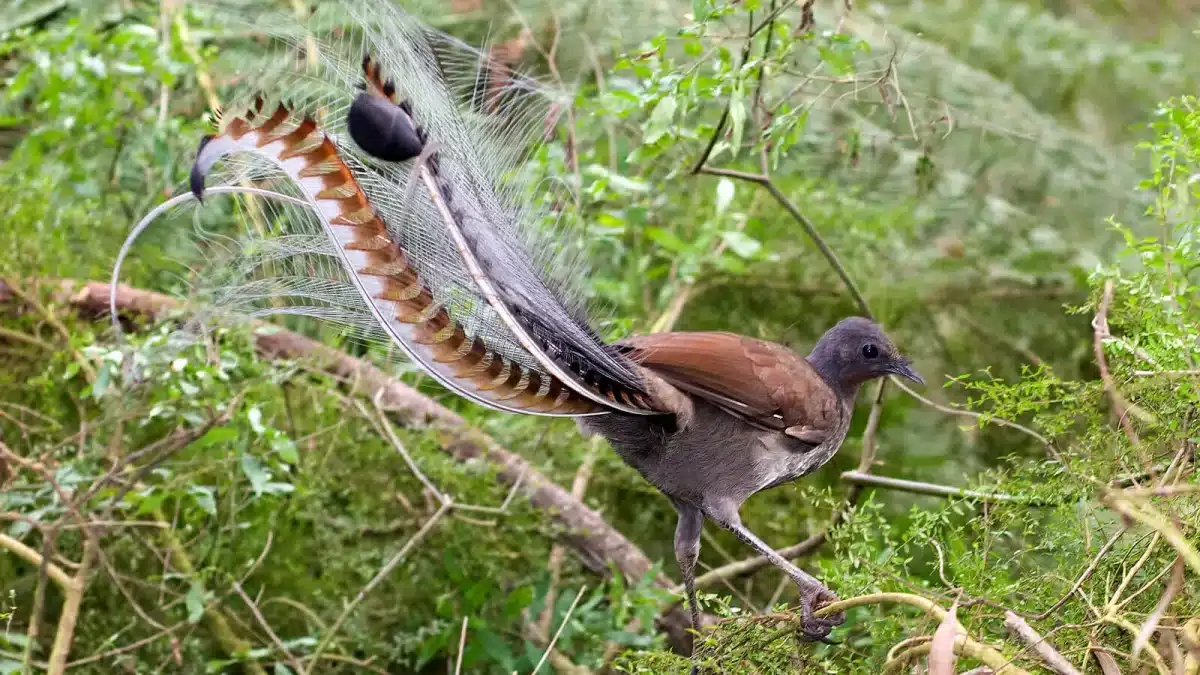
top-left (671, 500), bottom-right (705, 672)
top-left (703, 501), bottom-right (845, 640)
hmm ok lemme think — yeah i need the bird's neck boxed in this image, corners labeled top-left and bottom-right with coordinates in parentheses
top-left (806, 351), bottom-right (860, 403)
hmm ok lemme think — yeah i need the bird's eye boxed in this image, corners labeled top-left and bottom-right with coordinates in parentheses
top-left (862, 344), bottom-right (880, 359)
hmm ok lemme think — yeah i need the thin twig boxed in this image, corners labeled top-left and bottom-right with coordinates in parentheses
top-left (66, 622), bottom-right (185, 667)
top-left (531, 586), bottom-right (586, 675)
top-left (1093, 280), bottom-right (1141, 450)
top-left (840, 471), bottom-right (1058, 505)
top-left (889, 378), bottom-right (1053, 451)
top-left (233, 582), bottom-right (304, 675)
top-left (1102, 494), bottom-right (1200, 577)
top-left (454, 616), bottom-right (469, 675)
top-left (1131, 556), bottom-right (1185, 659)
top-left (305, 501), bottom-right (451, 674)
top-left (1031, 527), bottom-right (1124, 620)
top-left (539, 438), bottom-right (599, 639)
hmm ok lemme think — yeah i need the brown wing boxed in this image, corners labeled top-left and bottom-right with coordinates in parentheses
top-left (618, 332), bottom-right (840, 436)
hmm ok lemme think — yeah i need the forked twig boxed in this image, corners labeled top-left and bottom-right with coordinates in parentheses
top-left (233, 581), bottom-right (304, 675)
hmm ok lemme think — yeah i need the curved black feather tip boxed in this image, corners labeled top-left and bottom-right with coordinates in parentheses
top-left (190, 134), bottom-right (215, 202)
top-left (346, 92), bottom-right (424, 162)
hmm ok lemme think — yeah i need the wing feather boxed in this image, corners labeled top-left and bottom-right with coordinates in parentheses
top-left (618, 332), bottom-right (840, 434)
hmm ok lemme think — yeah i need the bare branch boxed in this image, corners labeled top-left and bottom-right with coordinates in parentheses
top-left (233, 582), bottom-right (305, 675)
top-left (1003, 612), bottom-right (1082, 675)
top-left (0, 533), bottom-right (72, 588)
top-left (531, 586), bottom-right (586, 675)
top-left (841, 470), bottom-right (1057, 505)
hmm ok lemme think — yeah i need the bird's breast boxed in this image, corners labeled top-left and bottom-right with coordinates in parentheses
top-left (755, 411), bottom-right (852, 492)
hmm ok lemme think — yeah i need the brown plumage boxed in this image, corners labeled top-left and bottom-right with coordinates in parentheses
top-left (619, 332), bottom-right (841, 439)
top-left (583, 318), bottom-right (923, 670)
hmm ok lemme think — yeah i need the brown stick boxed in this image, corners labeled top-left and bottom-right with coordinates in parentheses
top-left (1003, 612), bottom-right (1082, 675)
top-left (538, 438), bottom-right (599, 640)
top-left (45, 536), bottom-right (99, 674)
top-left (0, 533), bottom-right (72, 589)
top-left (1093, 280), bottom-right (1142, 449)
top-left (1, 278), bottom-right (698, 652)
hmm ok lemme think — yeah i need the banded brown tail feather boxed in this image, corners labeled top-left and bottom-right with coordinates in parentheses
top-left (185, 96), bottom-right (599, 416)
top-left (114, 0), bottom-right (668, 420)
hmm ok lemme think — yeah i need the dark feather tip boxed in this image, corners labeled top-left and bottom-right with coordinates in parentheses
top-left (190, 134), bottom-right (215, 202)
top-left (346, 92), bottom-right (423, 163)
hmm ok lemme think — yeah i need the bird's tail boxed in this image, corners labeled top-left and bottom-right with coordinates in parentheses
top-left (111, 0), bottom-right (663, 417)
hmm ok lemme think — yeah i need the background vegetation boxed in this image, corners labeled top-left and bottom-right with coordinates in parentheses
top-left (0, 0), bottom-right (1197, 673)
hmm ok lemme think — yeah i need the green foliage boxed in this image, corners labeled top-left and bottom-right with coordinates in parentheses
top-left (2, 0), bottom-right (1198, 673)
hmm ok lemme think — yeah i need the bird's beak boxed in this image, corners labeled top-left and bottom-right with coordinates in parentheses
top-left (887, 359), bottom-right (924, 385)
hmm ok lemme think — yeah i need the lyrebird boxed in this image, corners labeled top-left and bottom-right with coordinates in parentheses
top-left (115, 0), bottom-right (923, 669)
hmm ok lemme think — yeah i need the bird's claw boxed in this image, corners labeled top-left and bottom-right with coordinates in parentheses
top-left (797, 585), bottom-right (845, 642)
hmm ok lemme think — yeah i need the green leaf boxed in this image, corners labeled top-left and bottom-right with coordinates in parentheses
top-left (271, 435), bottom-right (299, 464)
top-left (188, 485), bottom-right (217, 516)
top-left (728, 84), bottom-right (746, 157)
top-left (185, 581), bottom-right (206, 624)
top-left (0, 660), bottom-right (21, 675)
top-left (645, 227), bottom-right (688, 253)
top-left (261, 482), bottom-right (295, 495)
top-left (241, 455), bottom-right (270, 496)
top-left (90, 361), bottom-right (111, 400)
top-left (721, 231), bottom-right (762, 258)
top-left (715, 178), bottom-right (735, 214)
top-left (502, 585), bottom-right (534, 618)
top-left (473, 626), bottom-right (516, 671)
top-left (643, 95), bottom-right (677, 144)
top-left (196, 426), bottom-right (238, 448)
top-left (247, 406), bottom-right (265, 434)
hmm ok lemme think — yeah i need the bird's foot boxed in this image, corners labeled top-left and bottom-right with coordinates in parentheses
top-left (796, 583), bottom-right (845, 642)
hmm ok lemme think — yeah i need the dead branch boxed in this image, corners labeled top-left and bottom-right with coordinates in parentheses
top-left (45, 535), bottom-right (99, 674)
top-left (1003, 612), bottom-right (1082, 675)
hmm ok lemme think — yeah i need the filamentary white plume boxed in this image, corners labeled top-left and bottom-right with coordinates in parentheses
top-left (113, 0), bottom-right (664, 417)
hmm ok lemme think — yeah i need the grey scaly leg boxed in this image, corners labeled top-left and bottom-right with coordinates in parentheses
top-left (704, 500), bottom-right (845, 640)
top-left (672, 501), bottom-right (705, 675)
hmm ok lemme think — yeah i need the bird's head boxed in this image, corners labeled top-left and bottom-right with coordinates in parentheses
top-left (807, 316), bottom-right (923, 392)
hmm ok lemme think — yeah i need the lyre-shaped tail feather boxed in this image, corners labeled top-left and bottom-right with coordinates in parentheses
top-left (190, 100), bottom-right (596, 414)
top-left (116, 0), bottom-right (666, 418)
